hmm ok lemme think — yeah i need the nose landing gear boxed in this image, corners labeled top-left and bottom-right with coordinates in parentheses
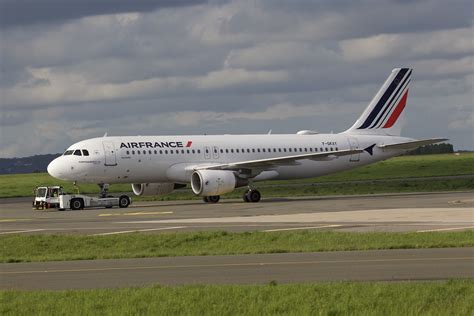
top-left (98, 183), bottom-right (110, 198)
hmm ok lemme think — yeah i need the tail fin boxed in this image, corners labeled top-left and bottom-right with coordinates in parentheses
top-left (344, 68), bottom-right (412, 136)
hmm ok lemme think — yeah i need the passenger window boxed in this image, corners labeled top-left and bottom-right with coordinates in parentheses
top-left (143, 151), bottom-right (146, 155)
top-left (187, 150), bottom-right (190, 154)
top-left (132, 150), bottom-right (135, 155)
top-left (289, 148), bottom-right (292, 152)
top-left (283, 148), bottom-right (287, 152)
top-left (165, 150), bottom-right (168, 154)
top-left (278, 148), bottom-right (282, 152)
top-left (336, 147), bottom-right (339, 151)
top-left (160, 150), bottom-right (163, 154)
top-left (252, 149), bottom-right (255, 153)
top-left (126, 151), bottom-right (130, 155)
top-left (182, 150), bottom-right (185, 154)
top-left (325, 148), bottom-right (328, 151)
top-left (320, 148), bottom-right (323, 152)
top-left (197, 149), bottom-right (201, 154)
top-left (231, 149), bottom-right (234, 153)
top-left (247, 149), bottom-right (250, 153)
top-left (192, 149), bottom-right (195, 154)
top-left (257, 149), bottom-right (260, 153)
top-left (170, 150), bottom-right (173, 154)
top-left (73, 150), bottom-right (82, 156)
top-left (82, 150), bottom-right (89, 156)
top-left (226, 149), bottom-right (229, 153)
top-left (262, 149), bottom-right (266, 152)
top-left (154, 150), bottom-right (157, 154)
top-left (330, 147), bottom-right (333, 151)
top-left (236, 149), bottom-right (239, 153)
top-left (220, 149), bottom-right (224, 153)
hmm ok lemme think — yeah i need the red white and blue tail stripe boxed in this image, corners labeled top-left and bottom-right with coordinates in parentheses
top-left (345, 68), bottom-right (412, 136)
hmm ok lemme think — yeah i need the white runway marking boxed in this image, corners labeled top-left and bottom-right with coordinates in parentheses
top-left (263, 225), bottom-right (342, 232)
top-left (90, 226), bottom-right (186, 236)
top-left (0, 229), bottom-right (44, 235)
top-left (119, 208), bottom-right (473, 224)
top-left (417, 226), bottom-right (474, 233)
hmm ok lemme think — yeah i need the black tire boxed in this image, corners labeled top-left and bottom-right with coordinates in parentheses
top-left (248, 190), bottom-right (261, 203)
top-left (243, 191), bottom-right (250, 202)
top-left (207, 195), bottom-right (220, 203)
top-left (202, 196), bottom-right (209, 203)
top-left (119, 195), bottom-right (130, 208)
top-left (70, 198), bottom-right (84, 210)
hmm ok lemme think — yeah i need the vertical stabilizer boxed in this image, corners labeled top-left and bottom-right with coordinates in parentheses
top-left (344, 68), bottom-right (412, 136)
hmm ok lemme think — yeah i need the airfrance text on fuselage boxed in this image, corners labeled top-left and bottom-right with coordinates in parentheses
top-left (120, 141), bottom-right (192, 149)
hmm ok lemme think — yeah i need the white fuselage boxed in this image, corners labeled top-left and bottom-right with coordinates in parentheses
top-left (47, 133), bottom-right (409, 185)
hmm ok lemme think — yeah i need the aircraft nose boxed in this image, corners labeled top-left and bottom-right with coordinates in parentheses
top-left (47, 158), bottom-right (64, 179)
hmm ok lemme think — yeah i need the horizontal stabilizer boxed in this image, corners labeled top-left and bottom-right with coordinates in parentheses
top-left (377, 138), bottom-right (448, 150)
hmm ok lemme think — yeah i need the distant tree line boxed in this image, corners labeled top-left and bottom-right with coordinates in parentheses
top-left (407, 143), bottom-right (454, 155)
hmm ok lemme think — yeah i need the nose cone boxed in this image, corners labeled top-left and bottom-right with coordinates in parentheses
top-left (47, 158), bottom-right (65, 180)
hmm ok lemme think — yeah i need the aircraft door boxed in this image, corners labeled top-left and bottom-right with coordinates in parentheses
top-left (212, 146), bottom-right (219, 159)
top-left (348, 137), bottom-right (360, 162)
top-left (103, 141), bottom-right (117, 166)
top-left (204, 146), bottom-right (211, 159)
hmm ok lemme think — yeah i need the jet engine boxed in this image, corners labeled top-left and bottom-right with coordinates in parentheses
top-left (131, 183), bottom-right (185, 196)
top-left (191, 170), bottom-right (241, 196)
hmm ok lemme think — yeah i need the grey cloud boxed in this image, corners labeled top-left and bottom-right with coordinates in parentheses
top-left (0, 0), bottom-right (473, 157)
top-left (0, 0), bottom-right (208, 28)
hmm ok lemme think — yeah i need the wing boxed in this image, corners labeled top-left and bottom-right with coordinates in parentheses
top-left (194, 148), bottom-right (363, 171)
top-left (377, 138), bottom-right (448, 150)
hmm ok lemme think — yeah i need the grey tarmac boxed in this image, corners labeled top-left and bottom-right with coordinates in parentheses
top-left (0, 191), bottom-right (473, 235)
top-left (1, 248), bottom-right (473, 290)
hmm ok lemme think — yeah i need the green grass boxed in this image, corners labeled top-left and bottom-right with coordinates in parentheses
top-left (1, 153), bottom-right (473, 199)
top-left (2, 231), bottom-right (473, 263)
top-left (2, 280), bottom-right (473, 315)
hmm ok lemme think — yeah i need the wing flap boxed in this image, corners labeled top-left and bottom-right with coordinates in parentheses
top-left (377, 138), bottom-right (448, 150)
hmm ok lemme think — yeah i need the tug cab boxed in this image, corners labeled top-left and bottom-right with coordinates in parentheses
top-left (33, 186), bottom-right (64, 209)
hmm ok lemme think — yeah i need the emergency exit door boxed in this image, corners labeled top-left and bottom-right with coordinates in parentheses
top-left (348, 137), bottom-right (360, 162)
top-left (103, 141), bottom-right (117, 166)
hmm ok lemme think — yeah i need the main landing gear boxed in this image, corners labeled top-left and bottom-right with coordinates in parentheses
top-left (243, 189), bottom-right (261, 203)
top-left (203, 195), bottom-right (220, 203)
top-left (202, 189), bottom-right (261, 203)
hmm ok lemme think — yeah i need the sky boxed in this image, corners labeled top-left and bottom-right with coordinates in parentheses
top-left (0, 0), bottom-right (472, 157)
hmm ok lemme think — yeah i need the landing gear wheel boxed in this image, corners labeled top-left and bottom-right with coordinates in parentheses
top-left (203, 196), bottom-right (220, 203)
top-left (244, 189), bottom-right (261, 203)
top-left (243, 191), bottom-right (250, 202)
top-left (70, 198), bottom-right (84, 210)
top-left (119, 195), bottom-right (130, 208)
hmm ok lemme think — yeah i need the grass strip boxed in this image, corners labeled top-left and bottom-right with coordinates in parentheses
top-left (2, 280), bottom-right (473, 315)
top-left (2, 231), bottom-right (473, 263)
top-left (1, 153), bottom-right (473, 198)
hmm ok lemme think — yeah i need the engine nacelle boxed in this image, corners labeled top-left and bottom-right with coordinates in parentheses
top-left (191, 170), bottom-right (237, 196)
top-left (131, 183), bottom-right (182, 196)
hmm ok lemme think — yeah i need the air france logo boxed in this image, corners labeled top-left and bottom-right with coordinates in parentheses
top-left (120, 141), bottom-right (193, 149)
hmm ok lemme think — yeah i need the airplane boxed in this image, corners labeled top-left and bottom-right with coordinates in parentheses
top-left (47, 68), bottom-right (446, 203)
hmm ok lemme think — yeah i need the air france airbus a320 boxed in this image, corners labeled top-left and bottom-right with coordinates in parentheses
top-left (48, 68), bottom-right (446, 204)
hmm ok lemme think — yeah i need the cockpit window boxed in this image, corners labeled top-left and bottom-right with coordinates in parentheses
top-left (73, 150), bottom-right (82, 156)
top-left (63, 150), bottom-right (74, 156)
top-left (82, 150), bottom-right (89, 156)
